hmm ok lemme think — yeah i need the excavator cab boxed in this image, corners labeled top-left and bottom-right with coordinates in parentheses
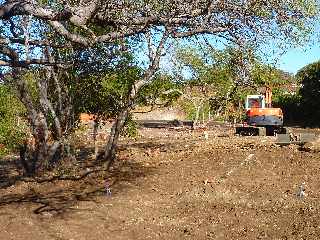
top-left (246, 95), bottom-right (265, 109)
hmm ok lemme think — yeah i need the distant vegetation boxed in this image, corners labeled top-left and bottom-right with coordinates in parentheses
top-left (295, 61), bottom-right (320, 126)
top-left (169, 46), bottom-right (298, 124)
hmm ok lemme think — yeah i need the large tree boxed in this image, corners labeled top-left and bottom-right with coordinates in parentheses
top-left (0, 0), bottom-right (317, 174)
top-left (0, 0), bottom-right (316, 65)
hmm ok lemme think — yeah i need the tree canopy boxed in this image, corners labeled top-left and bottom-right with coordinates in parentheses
top-left (0, 0), bottom-right (317, 68)
top-left (296, 61), bottom-right (320, 125)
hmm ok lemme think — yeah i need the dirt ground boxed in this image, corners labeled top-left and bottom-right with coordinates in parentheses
top-left (1, 125), bottom-right (320, 240)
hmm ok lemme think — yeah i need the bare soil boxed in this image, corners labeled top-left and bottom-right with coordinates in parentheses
top-left (1, 125), bottom-right (320, 240)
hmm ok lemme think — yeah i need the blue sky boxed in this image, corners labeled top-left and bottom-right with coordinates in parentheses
top-left (278, 45), bottom-right (320, 74)
top-left (136, 31), bottom-right (320, 76)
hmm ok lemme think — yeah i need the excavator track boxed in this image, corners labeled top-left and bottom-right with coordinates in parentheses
top-left (236, 126), bottom-right (286, 136)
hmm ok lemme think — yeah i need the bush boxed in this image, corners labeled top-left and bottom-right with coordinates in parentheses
top-left (121, 114), bottom-right (138, 138)
top-left (273, 91), bottom-right (301, 125)
top-left (0, 85), bottom-right (27, 155)
top-left (296, 61), bottom-right (320, 126)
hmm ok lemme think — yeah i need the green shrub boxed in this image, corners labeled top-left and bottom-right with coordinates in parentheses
top-left (0, 85), bottom-right (27, 155)
top-left (121, 114), bottom-right (138, 138)
top-left (273, 89), bottom-right (302, 125)
top-left (296, 61), bottom-right (320, 126)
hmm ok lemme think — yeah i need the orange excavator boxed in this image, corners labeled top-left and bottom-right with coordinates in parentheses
top-left (236, 87), bottom-right (286, 136)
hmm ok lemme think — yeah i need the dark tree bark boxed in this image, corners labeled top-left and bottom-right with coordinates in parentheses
top-left (11, 67), bottom-right (74, 176)
top-left (103, 108), bottom-right (129, 165)
top-left (93, 116), bottom-right (100, 159)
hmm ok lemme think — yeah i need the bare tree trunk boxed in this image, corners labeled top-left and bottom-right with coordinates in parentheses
top-left (33, 113), bottom-right (49, 171)
top-left (202, 111), bottom-right (205, 125)
top-left (103, 108), bottom-right (129, 166)
top-left (93, 117), bottom-right (100, 159)
top-left (193, 99), bottom-right (204, 126)
top-left (194, 104), bottom-right (201, 125)
top-left (18, 114), bottom-right (51, 176)
top-left (19, 142), bottom-right (33, 176)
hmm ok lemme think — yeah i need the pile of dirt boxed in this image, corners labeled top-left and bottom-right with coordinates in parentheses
top-left (133, 106), bottom-right (186, 120)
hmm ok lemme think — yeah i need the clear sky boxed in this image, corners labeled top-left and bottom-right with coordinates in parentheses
top-left (277, 44), bottom-right (320, 74)
top-left (134, 30), bottom-right (320, 76)
top-left (161, 35), bottom-right (320, 76)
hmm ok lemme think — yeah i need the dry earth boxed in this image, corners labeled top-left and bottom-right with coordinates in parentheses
top-left (1, 125), bottom-right (320, 240)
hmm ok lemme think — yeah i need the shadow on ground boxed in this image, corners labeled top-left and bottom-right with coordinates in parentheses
top-left (0, 155), bottom-right (155, 215)
top-left (0, 139), bottom-right (182, 215)
top-left (0, 156), bottom-right (22, 188)
top-left (118, 139), bottom-right (198, 153)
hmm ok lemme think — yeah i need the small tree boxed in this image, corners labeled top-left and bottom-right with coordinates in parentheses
top-left (174, 46), bottom-right (253, 123)
top-left (136, 74), bottom-right (181, 109)
top-left (74, 64), bottom-right (141, 158)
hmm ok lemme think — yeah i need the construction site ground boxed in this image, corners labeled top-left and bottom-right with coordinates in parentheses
top-left (1, 124), bottom-right (320, 240)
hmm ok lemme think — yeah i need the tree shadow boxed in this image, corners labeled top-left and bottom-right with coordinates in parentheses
top-left (0, 137), bottom-right (183, 191)
top-left (74, 146), bottom-right (95, 164)
top-left (0, 156), bottom-right (23, 188)
top-left (0, 145), bottom-right (99, 189)
top-left (0, 158), bottom-right (155, 215)
top-left (0, 138), bottom-right (179, 215)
